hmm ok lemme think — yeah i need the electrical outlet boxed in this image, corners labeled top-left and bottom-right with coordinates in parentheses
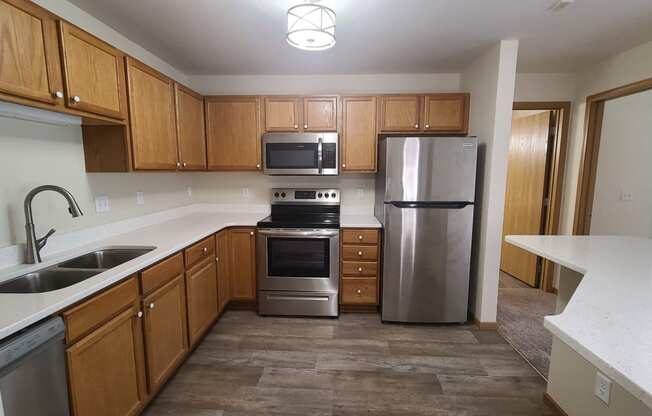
top-left (620, 190), bottom-right (633, 202)
top-left (186, 186), bottom-right (193, 197)
top-left (242, 187), bottom-right (250, 198)
top-left (357, 188), bottom-right (365, 199)
top-left (595, 371), bottom-right (612, 405)
top-left (136, 191), bottom-right (144, 205)
top-left (94, 195), bottom-right (110, 213)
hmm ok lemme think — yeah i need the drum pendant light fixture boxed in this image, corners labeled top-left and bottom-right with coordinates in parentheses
top-left (286, 1), bottom-right (336, 51)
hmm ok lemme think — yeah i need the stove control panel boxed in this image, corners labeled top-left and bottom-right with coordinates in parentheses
top-left (271, 188), bottom-right (340, 204)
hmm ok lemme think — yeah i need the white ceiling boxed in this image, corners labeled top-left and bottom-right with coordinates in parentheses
top-left (67, 0), bottom-right (652, 75)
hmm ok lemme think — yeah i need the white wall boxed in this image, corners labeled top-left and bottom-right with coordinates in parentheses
top-left (514, 73), bottom-right (577, 102)
top-left (461, 39), bottom-right (519, 323)
top-left (590, 89), bottom-right (652, 237)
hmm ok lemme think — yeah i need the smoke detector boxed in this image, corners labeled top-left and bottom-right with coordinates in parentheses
top-left (549, 0), bottom-right (575, 12)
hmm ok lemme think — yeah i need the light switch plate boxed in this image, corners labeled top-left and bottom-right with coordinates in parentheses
top-left (187, 186), bottom-right (193, 197)
top-left (242, 188), bottom-right (250, 198)
top-left (595, 371), bottom-right (611, 405)
top-left (94, 195), bottom-right (110, 213)
top-left (136, 191), bottom-right (144, 205)
top-left (620, 190), bottom-right (633, 201)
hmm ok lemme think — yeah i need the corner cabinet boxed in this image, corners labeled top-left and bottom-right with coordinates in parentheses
top-left (379, 93), bottom-right (469, 134)
top-left (126, 57), bottom-right (179, 170)
top-left (0, 0), bottom-right (65, 108)
top-left (205, 96), bottom-right (262, 171)
top-left (341, 96), bottom-right (378, 172)
top-left (228, 227), bottom-right (257, 301)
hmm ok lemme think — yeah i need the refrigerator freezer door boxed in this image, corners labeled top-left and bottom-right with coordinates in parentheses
top-left (381, 203), bottom-right (474, 323)
top-left (382, 136), bottom-right (477, 203)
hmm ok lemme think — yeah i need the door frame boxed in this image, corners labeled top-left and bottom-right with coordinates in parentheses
top-left (573, 77), bottom-right (652, 235)
top-left (511, 101), bottom-right (571, 293)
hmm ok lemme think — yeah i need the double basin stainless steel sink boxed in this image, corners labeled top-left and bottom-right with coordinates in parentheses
top-left (0, 247), bottom-right (155, 294)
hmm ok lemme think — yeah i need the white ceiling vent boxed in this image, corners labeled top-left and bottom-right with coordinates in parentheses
top-left (549, 0), bottom-right (575, 12)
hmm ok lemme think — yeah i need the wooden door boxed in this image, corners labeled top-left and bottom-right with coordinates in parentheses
top-left (59, 22), bottom-right (127, 119)
top-left (378, 95), bottom-right (421, 132)
top-left (0, 0), bottom-right (64, 106)
top-left (264, 96), bottom-right (301, 132)
top-left (422, 93), bottom-right (469, 133)
top-left (174, 84), bottom-right (206, 170)
top-left (126, 58), bottom-right (178, 170)
top-left (501, 111), bottom-right (553, 286)
top-left (303, 96), bottom-right (337, 131)
top-left (229, 228), bottom-right (256, 301)
top-left (205, 96), bottom-right (261, 170)
top-left (142, 274), bottom-right (188, 392)
top-left (186, 258), bottom-right (218, 346)
top-left (341, 96), bottom-right (378, 172)
top-left (216, 230), bottom-right (231, 313)
top-left (67, 304), bottom-right (147, 416)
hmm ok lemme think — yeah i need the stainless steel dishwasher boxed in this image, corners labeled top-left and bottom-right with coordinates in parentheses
top-left (0, 317), bottom-right (69, 416)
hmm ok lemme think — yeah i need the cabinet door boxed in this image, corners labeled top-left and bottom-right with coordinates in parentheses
top-left (175, 84), bottom-right (206, 170)
top-left (229, 228), bottom-right (256, 301)
top-left (126, 58), bottom-right (178, 170)
top-left (303, 96), bottom-right (337, 131)
top-left (216, 230), bottom-right (231, 313)
top-left (341, 96), bottom-right (377, 172)
top-left (0, 0), bottom-right (64, 106)
top-left (379, 95), bottom-right (421, 132)
top-left (264, 96), bottom-right (301, 132)
top-left (59, 22), bottom-right (127, 119)
top-left (142, 275), bottom-right (188, 393)
top-left (186, 258), bottom-right (218, 346)
top-left (423, 93), bottom-right (469, 133)
top-left (67, 304), bottom-right (147, 416)
top-left (205, 96), bottom-right (261, 170)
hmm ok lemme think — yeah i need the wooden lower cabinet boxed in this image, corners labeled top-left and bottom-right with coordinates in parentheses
top-left (228, 227), bottom-right (257, 301)
top-left (66, 304), bottom-right (147, 416)
top-left (185, 257), bottom-right (218, 346)
top-left (216, 229), bottom-right (231, 312)
top-left (142, 275), bottom-right (188, 393)
top-left (340, 228), bottom-right (381, 306)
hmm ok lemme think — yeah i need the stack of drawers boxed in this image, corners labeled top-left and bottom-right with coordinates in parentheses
top-left (340, 228), bottom-right (380, 305)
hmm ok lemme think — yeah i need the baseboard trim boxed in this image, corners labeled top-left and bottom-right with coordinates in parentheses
top-left (226, 300), bottom-right (258, 311)
top-left (543, 392), bottom-right (568, 416)
top-left (340, 305), bottom-right (380, 314)
top-left (473, 318), bottom-right (498, 330)
top-left (551, 287), bottom-right (559, 295)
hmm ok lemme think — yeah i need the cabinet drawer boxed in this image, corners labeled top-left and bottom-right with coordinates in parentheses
top-left (342, 261), bottom-right (378, 277)
top-left (62, 276), bottom-right (139, 344)
top-left (184, 235), bottom-right (216, 269)
top-left (342, 229), bottom-right (379, 245)
top-left (342, 245), bottom-right (378, 261)
top-left (341, 279), bottom-right (377, 305)
top-left (140, 252), bottom-right (184, 295)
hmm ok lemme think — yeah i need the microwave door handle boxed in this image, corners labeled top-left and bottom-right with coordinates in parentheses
top-left (317, 137), bottom-right (323, 174)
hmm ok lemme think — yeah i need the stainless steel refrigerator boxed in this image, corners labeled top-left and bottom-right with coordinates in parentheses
top-left (375, 136), bottom-right (477, 323)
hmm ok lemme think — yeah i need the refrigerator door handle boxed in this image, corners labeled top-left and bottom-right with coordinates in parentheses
top-left (388, 201), bottom-right (473, 209)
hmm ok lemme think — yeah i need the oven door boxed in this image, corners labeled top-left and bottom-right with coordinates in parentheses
top-left (256, 228), bottom-right (339, 292)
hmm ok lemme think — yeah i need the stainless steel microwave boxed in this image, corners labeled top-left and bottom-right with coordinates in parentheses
top-left (262, 132), bottom-right (338, 175)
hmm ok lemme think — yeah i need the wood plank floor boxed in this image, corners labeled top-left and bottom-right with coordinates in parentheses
top-left (144, 311), bottom-right (555, 416)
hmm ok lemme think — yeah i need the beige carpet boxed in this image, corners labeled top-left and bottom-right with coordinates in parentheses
top-left (497, 272), bottom-right (556, 378)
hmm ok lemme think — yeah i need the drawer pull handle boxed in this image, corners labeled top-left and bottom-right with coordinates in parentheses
top-left (215, 257), bottom-right (219, 263)
top-left (294, 124), bottom-right (299, 129)
top-left (148, 303), bottom-right (155, 309)
top-left (72, 95), bottom-right (81, 103)
top-left (425, 124), bottom-right (430, 129)
top-left (250, 231), bottom-right (254, 236)
top-left (136, 311), bottom-right (143, 318)
top-left (356, 289), bottom-right (362, 294)
top-left (358, 267), bottom-right (363, 272)
top-left (54, 90), bottom-right (64, 99)
top-left (202, 247), bottom-right (208, 254)
top-left (358, 235), bottom-right (363, 240)
top-left (357, 251), bottom-right (363, 256)
top-left (304, 124), bottom-right (308, 129)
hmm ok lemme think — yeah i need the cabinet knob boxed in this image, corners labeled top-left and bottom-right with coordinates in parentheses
top-left (304, 124), bottom-right (308, 129)
top-left (72, 95), bottom-right (81, 103)
top-left (256, 164), bottom-right (261, 169)
top-left (414, 124), bottom-right (419, 128)
top-left (425, 124), bottom-right (430, 129)
top-left (342, 164), bottom-right (346, 168)
top-left (148, 303), bottom-right (155, 309)
top-left (215, 257), bottom-right (219, 263)
top-left (293, 124), bottom-right (299, 129)
top-left (53, 91), bottom-right (64, 99)
top-left (202, 247), bottom-right (208, 254)
top-left (358, 251), bottom-right (363, 256)
top-left (136, 311), bottom-right (143, 318)
top-left (356, 289), bottom-right (362, 294)
top-left (176, 161), bottom-right (181, 168)
top-left (182, 162), bottom-right (187, 167)
top-left (358, 235), bottom-right (363, 240)
top-left (250, 231), bottom-right (254, 236)
top-left (358, 267), bottom-right (363, 272)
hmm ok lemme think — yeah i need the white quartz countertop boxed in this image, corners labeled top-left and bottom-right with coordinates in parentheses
top-left (0, 209), bottom-right (266, 340)
top-left (340, 214), bottom-right (382, 228)
top-left (505, 235), bottom-right (652, 408)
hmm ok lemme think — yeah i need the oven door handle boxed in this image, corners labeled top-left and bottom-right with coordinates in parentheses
top-left (257, 228), bottom-right (339, 237)
top-left (317, 137), bottom-right (323, 174)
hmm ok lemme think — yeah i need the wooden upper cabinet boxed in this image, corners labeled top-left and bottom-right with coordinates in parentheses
top-left (58, 22), bottom-right (127, 119)
top-left (0, 0), bottom-right (64, 106)
top-left (379, 95), bottom-right (421, 132)
top-left (126, 58), bottom-right (178, 170)
top-left (303, 96), bottom-right (337, 131)
top-left (216, 230), bottom-right (231, 313)
top-left (341, 96), bottom-right (377, 172)
top-left (205, 96), bottom-right (261, 171)
top-left (264, 96), bottom-right (301, 132)
top-left (66, 304), bottom-right (147, 416)
top-left (229, 228), bottom-right (256, 301)
top-left (422, 93), bottom-right (469, 133)
top-left (174, 84), bottom-right (206, 170)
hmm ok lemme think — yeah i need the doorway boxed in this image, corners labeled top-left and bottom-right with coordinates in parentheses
top-left (497, 101), bottom-right (570, 379)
